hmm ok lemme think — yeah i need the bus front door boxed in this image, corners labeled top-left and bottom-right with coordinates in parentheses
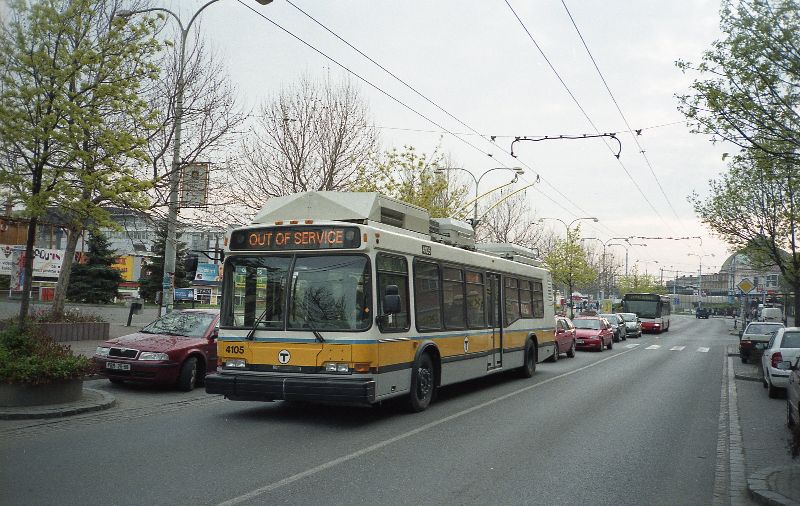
top-left (487, 273), bottom-right (503, 369)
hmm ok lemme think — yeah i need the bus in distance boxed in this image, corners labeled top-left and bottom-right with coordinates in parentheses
top-left (622, 293), bottom-right (671, 333)
top-left (205, 191), bottom-right (557, 412)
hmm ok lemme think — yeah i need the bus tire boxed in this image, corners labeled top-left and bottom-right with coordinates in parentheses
top-left (517, 339), bottom-right (536, 378)
top-left (407, 353), bottom-right (435, 412)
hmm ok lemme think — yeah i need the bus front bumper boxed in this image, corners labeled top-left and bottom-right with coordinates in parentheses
top-left (205, 372), bottom-right (377, 405)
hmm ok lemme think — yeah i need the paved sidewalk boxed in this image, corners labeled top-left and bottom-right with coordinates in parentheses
top-left (729, 343), bottom-right (800, 505)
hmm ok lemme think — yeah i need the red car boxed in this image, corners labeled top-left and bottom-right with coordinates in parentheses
top-left (550, 316), bottom-right (577, 361)
top-left (573, 316), bottom-right (614, 352)
top-left (93, 309), bottom-right (219, 391)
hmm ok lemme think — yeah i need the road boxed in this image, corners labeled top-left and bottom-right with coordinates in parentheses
top-left (1, 315), bottom-right (791, 505)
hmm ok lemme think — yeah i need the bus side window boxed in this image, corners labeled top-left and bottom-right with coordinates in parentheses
top-left (519, 280), bottom-right (533, 318)
top-left (443, 266), bottom-right (466, 330)
top-left (532, 279), bottom-right (544, 318)
top-left (504, 277), bottom-right (520, 326)
top-left (377, 253), bottom-right (410, 332)
top-left (414, 259), bottom-right (443, 331)
top-left (465, 270), bottom-right (486, 328)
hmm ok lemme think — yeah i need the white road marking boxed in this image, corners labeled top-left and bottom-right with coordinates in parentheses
top-left (646, 345), bottom-right (661, 350)
top-left (216, 347), bottom-right (642, 506)
top-left (697, 347), bottom-right (710, 353)
top-left (670, 346), bottom-right (685, 351)
top-left (625, 343), bottom-right (641, 348)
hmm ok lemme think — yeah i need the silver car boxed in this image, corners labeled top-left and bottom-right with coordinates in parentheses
top-left (762, 327), bottom-right (800, 398)
top-left (618, 312), bottom-right (642, 338)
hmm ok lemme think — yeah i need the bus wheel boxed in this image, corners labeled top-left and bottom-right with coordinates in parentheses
top-left (516, 339), bottom-right (536, 378)
top-left (407, 353), bottom-right (435, 412)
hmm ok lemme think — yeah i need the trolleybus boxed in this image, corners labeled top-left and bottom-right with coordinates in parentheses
top-left (205, 191), bottom-right (557, 411)
top-left (622, 293), bottom-right (671, 333)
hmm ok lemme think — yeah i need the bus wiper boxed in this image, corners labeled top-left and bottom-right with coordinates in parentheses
top-left (246, 306), bottom-right (271, 341)
top-left (299, 300), bottom-right (325, 343)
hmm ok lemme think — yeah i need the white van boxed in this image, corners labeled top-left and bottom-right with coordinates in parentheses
top-left (760, 307), bottom-right (784, 322)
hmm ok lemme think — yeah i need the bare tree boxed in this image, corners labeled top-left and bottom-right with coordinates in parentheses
top-left (476, 191), bottom-right (543, 250)
top-left (233, 74), bottom-right (378, 213)
top-left (135, 27), bottom-right (247, 229)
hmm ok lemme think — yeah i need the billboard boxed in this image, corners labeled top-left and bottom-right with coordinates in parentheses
top-left (112, 256), bottom-right (136, 282)
top-left (174, 288), bottom-right (195, 301)
top-left (1, 245), bottom-right (71, 278)
top-left (194, 262), bottom-right (222, 285)
top-left (180, 162), bottom-right (210, 208)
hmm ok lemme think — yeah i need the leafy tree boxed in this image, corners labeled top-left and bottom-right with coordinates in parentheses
top-left (617, 267), bottom-right (666, 297)
top-left (138, 221), bottom-right (189, 303)
top-left (677, 0), bottom-right (800, 164)
top-left (66, 231), bottom-right (122, 304)
top-left (544, 227), bottom-right (597, 318)
top-left (351, 145), bottom-right (468, 218)
top-left (0, 0), bottom-right (160, 323)
top-left (678, 0), bottom-right (800, 321)
top-left (690, 147), bottom-right (800, 319)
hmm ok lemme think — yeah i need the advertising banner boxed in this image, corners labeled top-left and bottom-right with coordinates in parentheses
top-left (112, 256), bottom-right (136, 282)
top-left (174, 288), bottom-right (195, 301)
top-left (194, 262), bottom-right (222, 285)
top-left (1, 244), bottom-right (68, 278)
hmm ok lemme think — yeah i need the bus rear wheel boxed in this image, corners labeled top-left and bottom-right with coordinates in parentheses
top-left (407, 353), bottom-right (435, 412)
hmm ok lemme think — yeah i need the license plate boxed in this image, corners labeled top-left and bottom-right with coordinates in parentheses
top-left (106, 362), bottom-right (131, 371)
top-left (576, 339), bottom-right (584, 344)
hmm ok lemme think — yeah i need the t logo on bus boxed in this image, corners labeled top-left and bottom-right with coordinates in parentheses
top-left (278, 350), bottom-right (291, 364)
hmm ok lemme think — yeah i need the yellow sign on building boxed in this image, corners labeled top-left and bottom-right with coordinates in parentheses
top-left (112, 256), bottom-right (136, 282)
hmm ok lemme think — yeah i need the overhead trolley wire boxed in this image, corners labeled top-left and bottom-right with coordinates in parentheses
top-left (502, 0), bottom-right (677, 236)
top-left (280, 0), bottom-right (627, 240)
top-left (560, 0), bottom-right (691, 237)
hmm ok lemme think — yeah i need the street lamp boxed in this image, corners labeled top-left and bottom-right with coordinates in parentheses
top-left (536, 217), bottom-right (598, 318)
top-left (434, 167), bottom-right (524, 228)
top-left (582, 236), bottom-right (631, 299)
top-left (117, 0), bottom-right (272, 315)
top-left (687, 253), bottom-right (715, 309)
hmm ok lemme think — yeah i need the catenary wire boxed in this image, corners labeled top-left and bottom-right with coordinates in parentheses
top-left (503, 0), bottom-right (677, 235)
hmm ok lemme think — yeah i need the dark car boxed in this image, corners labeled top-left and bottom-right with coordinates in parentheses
top-left (599, 313), bottom-right (627, 342)
top-left (93, 309), bottom-right (219, 391)
top-left (573, 316), bottom-right (614, 352)
top-left (696, 307), bottom-right (710, 319)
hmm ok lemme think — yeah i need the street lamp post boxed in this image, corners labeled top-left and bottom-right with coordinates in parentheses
top-left (687, 253), bottom-right (715, 310)
top-left (117, 0), bottom-right (272, 315)
top-left (538, 216), bottom-right (598, 318)
top-left (582, 236), bottom-right (631, 299)
top-left (434, 166), bottom-right (524, 228)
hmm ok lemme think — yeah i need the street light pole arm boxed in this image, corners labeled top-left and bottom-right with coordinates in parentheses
top-left (119, 6), bottom-right (185, 32)
top-left (187, 0), bottom-right (224, 32)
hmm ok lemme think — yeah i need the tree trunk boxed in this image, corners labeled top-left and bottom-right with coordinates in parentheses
top-left (51, 225), bottom-right (82, 318)
top-left (18, 216), bottom-right (39, 327)
top-left (793, 282), bottom-right (800, 327)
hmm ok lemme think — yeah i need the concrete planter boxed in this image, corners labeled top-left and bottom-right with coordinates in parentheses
top-left (0, 379), bottom-right (83, 407)
top-left (0, 321), bottom-right (109, 342)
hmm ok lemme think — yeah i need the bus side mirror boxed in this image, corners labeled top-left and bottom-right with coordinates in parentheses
top-left (384, 285), bottom-right (401, 315)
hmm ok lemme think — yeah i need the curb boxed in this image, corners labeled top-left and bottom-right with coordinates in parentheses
top-left (0, 388), bottom-right (116, 420)
top-left (749, 467), bottom-right (800, 506)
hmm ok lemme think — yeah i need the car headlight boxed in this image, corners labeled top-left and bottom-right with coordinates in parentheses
top-left (95, 347), bottom-right (110, 357)
top-left (139, 352), bottom-right (169, 361)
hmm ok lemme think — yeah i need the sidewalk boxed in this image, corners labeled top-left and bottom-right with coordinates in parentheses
top-left (728, 342), bottom-right (800, 505)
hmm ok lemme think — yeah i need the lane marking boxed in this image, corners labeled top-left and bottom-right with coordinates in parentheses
top-left (625, 343), bottom-right (641, 348)
top-left (217, 346), bottom-right (642, 506)
top-left (670, 346), bottom-right (685, 351)
top-left (698, 347), bottom-right (710, 353)
top-left (646, 345), bottom-right (661, 350)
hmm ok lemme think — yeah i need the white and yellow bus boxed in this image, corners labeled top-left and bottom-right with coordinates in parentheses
top-left (206, 191), bottom-right (557, 411)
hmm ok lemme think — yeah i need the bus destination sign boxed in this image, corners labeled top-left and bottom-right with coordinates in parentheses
top-left (229, 226), bottom-right (361, 251)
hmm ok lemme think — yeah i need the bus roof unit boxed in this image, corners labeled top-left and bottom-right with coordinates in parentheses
top-left (251, 191), bottom-right (430, 237)
top-left (476, 243), bottom-right (542, 267)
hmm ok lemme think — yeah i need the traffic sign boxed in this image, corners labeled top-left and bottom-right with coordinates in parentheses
top-left (738, 278), bottom-right (754, 293)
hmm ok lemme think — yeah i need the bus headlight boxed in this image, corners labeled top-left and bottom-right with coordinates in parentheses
top-left (225, 359), bottom-right (247, 368)
top-left (324, 362), bottom-right (350, 374)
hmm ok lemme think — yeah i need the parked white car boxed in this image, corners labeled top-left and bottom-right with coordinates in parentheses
top-left (762, 327), bottom-right (800, 398)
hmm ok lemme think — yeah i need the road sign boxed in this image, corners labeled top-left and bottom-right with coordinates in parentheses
top-left (738, 278), bottom-right (754, 293)
top-left (673, 297), bottom-right (680, 305)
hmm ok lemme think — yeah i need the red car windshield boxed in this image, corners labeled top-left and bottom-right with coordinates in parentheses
top-left (574, 319), bottom-right (601, 330)
top-left (141, 312), bottom-right (216, 338)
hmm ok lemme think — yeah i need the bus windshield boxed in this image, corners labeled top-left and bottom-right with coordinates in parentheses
top-left (623, 299), bottom-right (661, 319)
top-left (221, 254), bottom-right (372, 331)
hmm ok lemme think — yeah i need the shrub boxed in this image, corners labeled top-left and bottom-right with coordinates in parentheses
top-left (0, 324), bottom-right (94, 385)
top-left (28, 308), bottom-right (105, 323)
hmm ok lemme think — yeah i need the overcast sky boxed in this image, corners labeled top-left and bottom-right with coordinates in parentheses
top-left (157, 0), bottom-right (731, 277)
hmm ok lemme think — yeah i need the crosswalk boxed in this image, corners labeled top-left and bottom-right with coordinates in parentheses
top-left (624, 343), bottom-right (711, 353)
